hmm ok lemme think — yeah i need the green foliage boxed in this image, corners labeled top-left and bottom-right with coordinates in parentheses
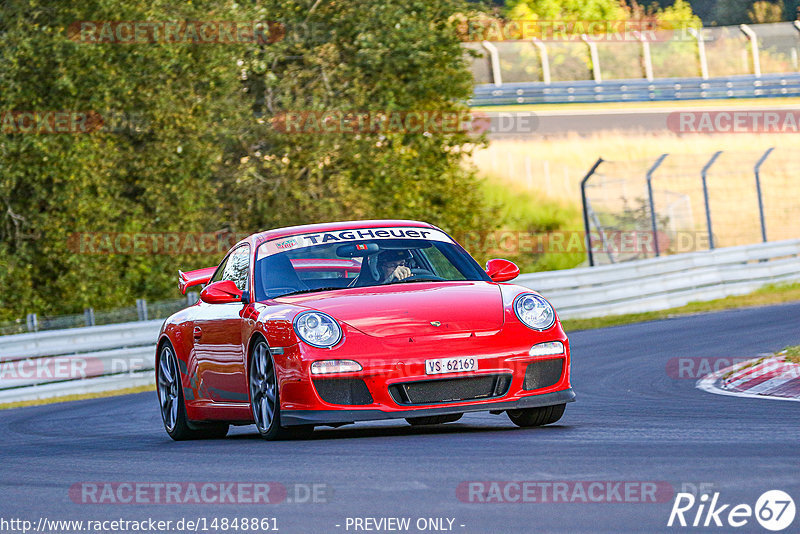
top-left (0, 0), bottom-right (497, 320)
top-left (505, 0), bottom-right (628, 20)
top-left (465, 180), bottom-right (585, 273)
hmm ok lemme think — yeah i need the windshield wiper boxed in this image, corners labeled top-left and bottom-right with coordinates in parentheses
top-left (274, 286), bottom-right (348, 298)
top-left (389, 277), bottom-right (443, 285)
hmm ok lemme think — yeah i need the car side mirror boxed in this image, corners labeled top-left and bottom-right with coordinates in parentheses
top-left (200, 280), bottom-right (244, 304)
top-left (485, 259), bottom-right (520, 282)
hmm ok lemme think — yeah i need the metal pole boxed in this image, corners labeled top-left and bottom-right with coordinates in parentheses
top-left (531, 38), bottom-right (551, 85)
top-left (581, 158), bottom-right (604, 267)
top-left (701, 151), bottom-right (723, 250)
top-left (688, 28), bottom-right (709, 80)
top-left (754, 147), bottom-right (774, 243)
top-left (739, 24), bottom-right (761, 78)
top-left (635, 31), bottom-right (654, 81)
top-left (481, 41), bottom-right (503, 87)
top-left (581, 34), bottom-right (602, 83)
top-left (646, 154), bottom-right (669, 257)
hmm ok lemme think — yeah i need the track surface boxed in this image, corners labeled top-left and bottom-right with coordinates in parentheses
top-left (2, 303), bottom-right (800, 533)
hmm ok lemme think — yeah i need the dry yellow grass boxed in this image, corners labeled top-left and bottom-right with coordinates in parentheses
top-left (473, 133), bottom-right (800, 248)
top-left (0, 384), bottom-right (154, 411)
top-left (473, 132), bottom-right (799, 203)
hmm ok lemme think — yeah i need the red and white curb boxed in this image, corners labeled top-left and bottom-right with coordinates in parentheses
top-left (697, 352), bottom-right (800, 402)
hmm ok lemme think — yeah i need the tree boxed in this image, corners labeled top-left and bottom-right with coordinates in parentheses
top-left (0, 0), bottom-right (496, 320)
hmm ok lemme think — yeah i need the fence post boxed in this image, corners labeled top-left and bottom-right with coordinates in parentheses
top-left (581, 35), bottom-right (602, 83)
top-left (688, 28), bottom-right (709, 80)
top-left (26, 313), bottom-right (38, 333)
top-left (754, 147), bottom-right (775, 243)
top-left (481, 41), bottom-right (503, 87)
top-left (739, 24), bottom-right (762, 78)
top-left (581, 158), bottom-right (605, 267)
top-left (84, 308), bottom-right (95, 327)
top-left (136, 299), bottom-right (148, 321)
top-left (701, 151), bottom-right (723, 250)
top-left (635, 32), bottom-right (654, 82)
top-left (645, 154), bottom-right (669, 257)
top-left (531, 38), bottom-right (551, 85)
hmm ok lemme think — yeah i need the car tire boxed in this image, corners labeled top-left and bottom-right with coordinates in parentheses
top-left (405, 414), bottom-right (463, 426)
top-left (157, 342), bottom-right (229, 441)
top-left (249, 339), bottom-right (314, 441)
top-left (507, 403), bottom-right (565, 428)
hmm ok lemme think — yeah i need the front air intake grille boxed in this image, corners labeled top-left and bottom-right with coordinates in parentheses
top-left (313, 378), bottom-right (374, 405)
top-left (389, 374), bottom-right (511, 406)
top-left (523, 358), bottom-right (564, 391)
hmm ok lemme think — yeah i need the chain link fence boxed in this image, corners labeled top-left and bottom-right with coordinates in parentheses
top-left (581, 148), bottom-right (800, 265)
top-left (467, 21), bottom-right (800, 85)
top-left (0, 294), bottom-right (197, 336)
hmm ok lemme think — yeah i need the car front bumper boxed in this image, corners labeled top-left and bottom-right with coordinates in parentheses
top-left (281, 387), bottom-right (576, 426)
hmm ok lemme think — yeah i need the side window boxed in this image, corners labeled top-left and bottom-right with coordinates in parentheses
top-left (222, 246), bottom-right (250, 291)
top-left (209, 256), bottom-right (230, 285)
top-left (209, 246), bottom-right (250, 291)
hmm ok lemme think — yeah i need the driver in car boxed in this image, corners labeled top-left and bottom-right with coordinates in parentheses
top-left (376, 250), bottom-right (413, 283)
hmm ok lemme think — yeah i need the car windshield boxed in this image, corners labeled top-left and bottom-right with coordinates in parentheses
top-left (253, 226), bottom-right (490, 300)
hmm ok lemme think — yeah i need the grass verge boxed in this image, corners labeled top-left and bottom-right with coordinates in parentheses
top-left (782, 345), bottom-right (800, 365)
top-left (473, 179), bottom-right (585, 273)
top-left (0, 384), bottom-right (154, 411)
top-left (561, 282), bottom-right (800, 332)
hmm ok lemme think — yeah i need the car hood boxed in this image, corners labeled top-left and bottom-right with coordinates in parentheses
top-left (275, 281), bottom-right (504, 338)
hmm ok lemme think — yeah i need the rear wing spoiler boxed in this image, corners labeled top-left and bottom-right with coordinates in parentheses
top-left (178, 266), bottom-right (217, 295)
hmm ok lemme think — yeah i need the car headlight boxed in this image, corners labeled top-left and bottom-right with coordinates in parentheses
top-left (514, 293), bottom-right (556, 331)
top-left (293, 311), bottom-right (343, 348)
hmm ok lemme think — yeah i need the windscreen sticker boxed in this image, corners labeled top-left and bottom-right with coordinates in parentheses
top-left (257, 227), bottom-right (452, 259)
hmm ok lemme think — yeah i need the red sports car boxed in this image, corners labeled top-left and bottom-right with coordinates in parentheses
top-left (156, 220), bottom-right (575, 440)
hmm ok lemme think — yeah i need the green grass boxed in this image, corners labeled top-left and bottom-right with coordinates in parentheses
top-left (472, 97), bottom-right (800, 113)
top-left (782, 345), bottom-right (800, 365)
top-left (562, 282), bottom-right (800, 332)
top-left (475, 179), bottom-right (585, 273)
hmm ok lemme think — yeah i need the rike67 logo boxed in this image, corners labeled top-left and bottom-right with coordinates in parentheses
top-left (668, 490), bottom-right (795, 531)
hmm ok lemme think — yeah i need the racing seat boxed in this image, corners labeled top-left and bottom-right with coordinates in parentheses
top-left (352, 256), bottom-right (381, 287)
top-left (257, 254), bottom-right (308, 298)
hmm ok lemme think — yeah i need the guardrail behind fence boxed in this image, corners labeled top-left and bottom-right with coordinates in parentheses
top-left (465, 21), bottom-right (800, 88)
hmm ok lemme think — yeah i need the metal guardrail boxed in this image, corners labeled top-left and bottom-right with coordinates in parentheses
top-left (517, 239), bottom-right (800, 318)
top-left (470, 73), bottom-right (800, 106)
top-left (2, 239), bottom-right (799, 403)
top-left (0, 320), bottom-right (162, 403)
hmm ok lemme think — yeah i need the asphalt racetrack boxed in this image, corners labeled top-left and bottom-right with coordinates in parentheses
top-left (2, 302), bottom-right (799, 533)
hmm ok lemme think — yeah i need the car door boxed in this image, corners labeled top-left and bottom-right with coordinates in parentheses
top-left (193, 244), bottom-right (251, 403)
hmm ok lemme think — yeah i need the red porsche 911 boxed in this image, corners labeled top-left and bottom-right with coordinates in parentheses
top-left (156, 220), bottom-right (575, 440)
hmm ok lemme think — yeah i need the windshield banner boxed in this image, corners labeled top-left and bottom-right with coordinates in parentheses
top-left (257, 226), bottom-right (453, 259)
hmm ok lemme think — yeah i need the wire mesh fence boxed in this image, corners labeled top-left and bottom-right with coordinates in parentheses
top-left (0, 294), bottom-right (198, 336)
top-left (468, 21), bottom-right (800, 85)
top-left (582, 148), bottom-right (800, 265)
